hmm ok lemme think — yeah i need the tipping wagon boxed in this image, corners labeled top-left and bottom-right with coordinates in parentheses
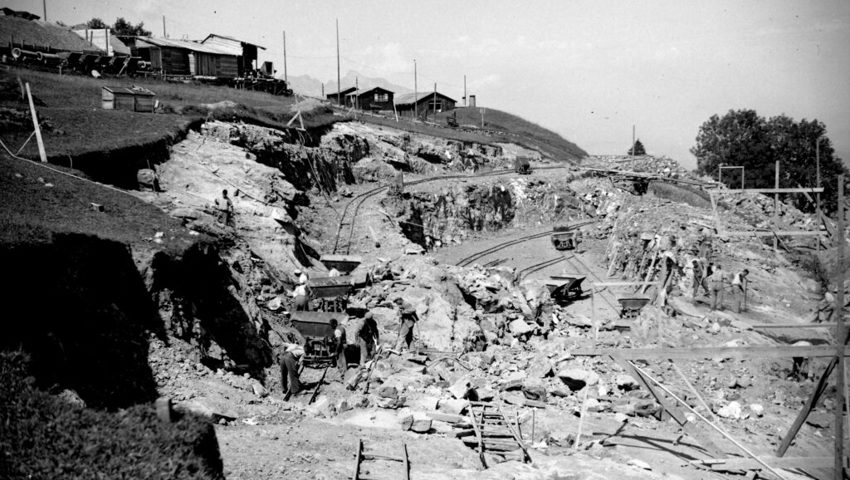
top-left (290, 311), bottom-right (340, 367)
top-left (319, 254), bottom-right (363, 275)
top-left (308, 276), bottom-right (354, 312)
top-left (514, 157), bottom-right (532, 174)
top-left (617, 297), bottom-right (651, 319)
top-left (551, 229), bottom-right (580, 251)
top-left (545, 275), bottom-right (587, 305)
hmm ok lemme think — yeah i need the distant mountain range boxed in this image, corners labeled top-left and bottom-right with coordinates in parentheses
top-left (282, 70), bottom-right (411, 98)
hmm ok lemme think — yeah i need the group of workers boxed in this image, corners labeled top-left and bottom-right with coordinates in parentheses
top-left (278, 290), bottom-right (419, 398)
top-left (692, 260), bottom-right (750, 313)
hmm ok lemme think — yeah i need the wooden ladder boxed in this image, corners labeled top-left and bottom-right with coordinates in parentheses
top-left (468, 401), bottom-right (532, 468)
top-left (352, 439), bottom-right (409, 480)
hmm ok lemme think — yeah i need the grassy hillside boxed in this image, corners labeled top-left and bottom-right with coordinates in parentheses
top-left (354, 106), bottom-right (586, 162)
top-left (0, 68), bottom-right (337, 162)
top-left (439, 107), bottom-right (586, 161)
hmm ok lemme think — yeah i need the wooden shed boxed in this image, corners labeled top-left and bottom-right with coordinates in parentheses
top-left (326, 86), bottom-right (357, 106)
top-left (201, 34), bottom-right (266, 77)
top-left (135, 37), bottom-right (237, 78)
top-left (394, 91), bottom-right (456, 118)
top-left (356, 87), bottom-right (394, 111)
top-left (102, 86), bottom-right (155, 113)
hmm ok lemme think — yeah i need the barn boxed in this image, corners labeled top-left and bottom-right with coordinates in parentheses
top-left (201, 34), bottom-right (265, 77)
top-left (355, 87), bottom-right (394, 111)
top-left (135, 37), bottom-right (238, 77)
top-left (394, 91), bottom-right (456, 118)
top-left (326, 86), bottom-right (357, 106)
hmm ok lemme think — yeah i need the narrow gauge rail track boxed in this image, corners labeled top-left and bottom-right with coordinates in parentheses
top-left (330, 164), bottom-right (574, 255)
top-left (516, 254), bottom-right (572, 281)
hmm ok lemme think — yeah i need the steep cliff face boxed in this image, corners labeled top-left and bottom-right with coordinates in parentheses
top-left (384, 176), bottom-right (591, 249)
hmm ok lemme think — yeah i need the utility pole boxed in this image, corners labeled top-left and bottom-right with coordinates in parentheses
top-left (336, 19), bottom-right (341, 106)
top-left (632, 124), bottom-right (636, 156)
top-left (42, 0), bottom-right (46, 21)
top-left (835, 173), bottom-right (846, 480)
top-left (774, 161), bottom-right (780, 253)
top-left (817, 137), bottom-right (822, 252)
top-left (355, 77), bottom-right (359, 110)
top-left (432, 83), bottom-right (437, 121)
top-left (162, 16), bottom-right (166, 38)
top-left (463, 75), bottom-right (467, 107)
top-left (413, 59), bottom-right (418, 121)
top-left (282, 31), bottom-right (287, 82)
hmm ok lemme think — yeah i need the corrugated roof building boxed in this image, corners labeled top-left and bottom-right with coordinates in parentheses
top-left (135, 37), bottom-right (238, 77)
top-left (201, 34), bottom-right (265, 77)
top-left (394, 91), bottom-right (456, 118)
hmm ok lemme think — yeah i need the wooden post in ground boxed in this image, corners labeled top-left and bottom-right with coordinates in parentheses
top-left (774, 161), bottom-right (780, 253)
top-left (835, 174), bottom-right (846, 480)
top-left (25, 83), bottom-right (47, 163)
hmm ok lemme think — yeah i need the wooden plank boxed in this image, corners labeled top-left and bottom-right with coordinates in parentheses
top-left (611, 355), bottom-right (687, 425)
top-left (750, 322), bottom-right (837, 329)
top-left (593, 281), bottom-right (661, 287)
top-left (720, 187), bottom-right (824, 194)
top-left (572, 345), bottom-right (850, 360)
top-left (352, 439), bottom-right (362, 480)
top-left (694, 456), bottom-right (842, 471)
top-left (722, 230), bottom-right (824, 237)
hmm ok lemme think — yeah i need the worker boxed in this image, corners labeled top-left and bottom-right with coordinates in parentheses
top-left (294, 268), bottom-right (309, 285)
top-left (279, 344), bottom-right (304, 396)
top-left (329, 318), bottom-right (348, 378)
top-left (731, 269), bottom-right (749, 313)
top-left (707, 264), bottom-right (725, 310)
top-left (691, 259), bottom-right (704, 299)
top-left (356, 312), bottom-right (379, 365)
top-left (215, 189), bottom-right (235, 227)
top-left (291, 281), bottom-right (309, 311)
top-left (394, 298), bottom-right (419, 352)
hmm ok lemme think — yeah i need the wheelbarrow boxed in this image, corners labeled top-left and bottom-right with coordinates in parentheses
top-left (617, 296), bottom-right (651, 319)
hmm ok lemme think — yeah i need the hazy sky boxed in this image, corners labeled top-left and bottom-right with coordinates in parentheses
top-left (12, 0), bottom-right (850, 168)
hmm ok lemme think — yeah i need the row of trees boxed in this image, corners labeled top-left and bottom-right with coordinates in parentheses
top-left (86, 17), bottom-right (151, 37)
top-left (692, 109), bottom-right (846, 214)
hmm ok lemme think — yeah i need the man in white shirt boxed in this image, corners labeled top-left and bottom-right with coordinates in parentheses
top-left (731, 269), bottom-right (749, 313)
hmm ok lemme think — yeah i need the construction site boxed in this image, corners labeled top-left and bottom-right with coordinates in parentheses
top-left (1, 4), bottom-right (849, 480)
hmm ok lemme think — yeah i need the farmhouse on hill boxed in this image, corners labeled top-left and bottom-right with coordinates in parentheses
top-left (394, 91), bottom-right (456, 117)
top-left (135, 37), bottom-right (238, 77)
top-left (201, 34), bottom-right (265, 76)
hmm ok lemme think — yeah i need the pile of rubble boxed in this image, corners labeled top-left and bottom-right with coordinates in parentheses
top-left (585, 155), bottom-right (690, 178)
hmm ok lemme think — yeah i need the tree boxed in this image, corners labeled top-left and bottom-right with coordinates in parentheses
top-left (628, 139), bottom-right (646, 156)
top-left (86, 18), bottom-right (107, 29)
top-left (692, 109), bottom-right (847, 213)
top-left (111, 17), bottom-right (151, 37)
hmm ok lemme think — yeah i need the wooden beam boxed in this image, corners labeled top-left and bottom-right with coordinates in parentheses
top-left (749, 322), bottom-right (837, 329)
top-left (717, 187), bottom-right (824, 194)
top-left (593, 281), bottom-right (661, 287)
top-left (721, 230), bottom-right (824, 237)
top-left (572, 345), bottom-right (850, 360)
top-left (693, 456), bottom-right (843, 471)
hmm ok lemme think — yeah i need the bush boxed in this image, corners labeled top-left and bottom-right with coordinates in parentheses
top-left (0, 352), bottom-right (224, 480)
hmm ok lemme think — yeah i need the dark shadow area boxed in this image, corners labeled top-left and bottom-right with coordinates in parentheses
top-left (0, 233), bottom-right (161, 409)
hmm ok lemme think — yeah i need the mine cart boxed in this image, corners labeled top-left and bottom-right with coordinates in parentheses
top-left (545, 275), bottom-right (587, 304)
top-left (514, 157), bottom-right (532, 174)
top-left (308, 276), bottom-right (354, 312)
top-left (617, 297), bottom-right (651, 319)
top-left (551, 230), bottom-right (579, 250)
top-left (319, 254), bottom-right (363, 275)
top-left (290, 311), bottom-right (340, 367)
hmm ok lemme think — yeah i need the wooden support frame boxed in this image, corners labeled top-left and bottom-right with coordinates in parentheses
top-left (724, 187), bottom-right (824, 194)
top-left (611, 355), bottom-right (687, 425)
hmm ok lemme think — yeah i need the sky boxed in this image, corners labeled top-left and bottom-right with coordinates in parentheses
top-left (11, 0), bottom-right (850, 169)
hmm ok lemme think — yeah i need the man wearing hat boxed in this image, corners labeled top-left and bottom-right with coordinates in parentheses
top-left (356, 312), bottom-right (379, 365)
top-left (279, 344), bottom-right (304, 396)
top-left (394, 298), bottom-right (419, 352)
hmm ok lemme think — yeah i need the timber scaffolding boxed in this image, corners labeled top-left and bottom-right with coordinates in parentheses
top-left (578, 175), bottom-right (848, 480)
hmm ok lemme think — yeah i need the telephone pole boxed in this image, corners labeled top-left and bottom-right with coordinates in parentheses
top-left (632, 124), bottom-right (636, 156)
top-left (463, 75), bottom-right (467, 107)
top-left (282, 31), bottom-right (287, 81)
top-left (413, 59), bottom-right (418, 120)
top-left (336, 19), bottom-right (341, 106)
top-left (432, 83), bottom-right (437, 121)
top-left (162, 16), bottom-right (166, 38)
top-left (42, 0), bottom-right (46, 21)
